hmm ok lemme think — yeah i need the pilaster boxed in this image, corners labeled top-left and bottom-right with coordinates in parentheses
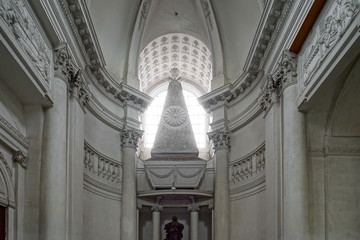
top-left (120, 127), bottom-right (143, 240)
top-left (208, 129), bottom-right (230, 240)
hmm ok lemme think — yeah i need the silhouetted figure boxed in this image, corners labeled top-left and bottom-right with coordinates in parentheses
top-left (164, 216), bottom-right (184, 240)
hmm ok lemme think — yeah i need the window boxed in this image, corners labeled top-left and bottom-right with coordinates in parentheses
top-left (143, 88), bottom-right (207, 149)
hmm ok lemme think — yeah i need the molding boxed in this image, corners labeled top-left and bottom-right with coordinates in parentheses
top-left (83, 174), bottom-right (121, 201)
top-left (298, 0), bottom-right (360, 106)
top-left (0, 151), bottom-right (15, 208)
top-left (0, 0), bottom-right (51, 84)
top-left (299, 0), bottom-right (360, 88)
top-left (229, 143), bottom-right (265, 194)
top-left (54, 42), bottom-right (90, 108)
top-left (259, 50), bottom-right (298, 112)
top-left (59, 0), bottom-right (153, 112)
top-left (228, 100), bottom-right (263, 132)
top-left (230, 175), bottom-right (266, 201)
top-left (83, 141), bottom-right (122, 199)
top-left (0, 116), bottom-right (29, 149)
top-left (199, 0), bottom-right (294, 112)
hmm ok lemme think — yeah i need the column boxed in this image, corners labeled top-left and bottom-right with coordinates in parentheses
top-left (151, 205), bottom-right (162, 240)
top-left (12, 151), bottom-right (28, 240)
top-left (208, 129), bottom-right (231, 240)
top-left (188, 205), bottom-right (199, 240)
top-left (39, 76), bottom-right (68, 240)
top-left (260, 75), bottom-right (282, 240)
top-left (281, 52), bottom-right (308, 240)
top-left (120, 128), bottom-right (143, 240)
top-left (67, 68), bottom-right (89, 240)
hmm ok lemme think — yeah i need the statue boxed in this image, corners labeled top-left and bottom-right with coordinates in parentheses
top-left (164, 216), bottom-right (184, 240)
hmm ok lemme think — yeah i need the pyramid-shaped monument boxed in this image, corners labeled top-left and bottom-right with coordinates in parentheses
top-left (151, 69), bottom-right (199, 159)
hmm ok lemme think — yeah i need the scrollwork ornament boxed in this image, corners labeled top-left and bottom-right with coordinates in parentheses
top-left (12, 151), bottom-right (28, 169)
top-left (120, 128), bottom-right (143, 150)
top-left (280, 50), bottom-right (298, 90)
top-left (208, 129), bottom-right (231, 151)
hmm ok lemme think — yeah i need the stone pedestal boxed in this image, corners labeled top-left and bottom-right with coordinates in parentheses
top-left (208, 129), bottom-right (230, 240)
top-left (120, 128), bottom-right (142, 240)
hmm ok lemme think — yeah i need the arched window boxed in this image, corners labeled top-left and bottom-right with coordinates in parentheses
top-left (138, 33), bottom-right (212, 159)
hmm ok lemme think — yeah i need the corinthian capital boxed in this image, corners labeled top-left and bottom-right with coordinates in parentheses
top-left (208, 128), bottom-right (231, 151)
top-left (54, 43), bottom-right (90, 108)
top-left (12, 151), bottom-right (28, 169)
top-left (279, 50), bottom-right (297, 90)
top-left (120, 128), bottom-right (143, 150)
top-left (259, 75), bottom-right (281, 112)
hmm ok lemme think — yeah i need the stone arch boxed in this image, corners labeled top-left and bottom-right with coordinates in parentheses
top-left (0, 152), bottom-right (15, 208)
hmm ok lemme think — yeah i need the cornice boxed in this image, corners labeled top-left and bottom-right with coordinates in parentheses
top-left (60, 0), bottom-right (152, 112)
top-left (0, 116), bottom-right (29, 149)
top-left (199, 0), bottom-right (294, 113)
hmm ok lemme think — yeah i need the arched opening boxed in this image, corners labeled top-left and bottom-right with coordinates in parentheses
top-left (138, 33), bottom-right (212, 160)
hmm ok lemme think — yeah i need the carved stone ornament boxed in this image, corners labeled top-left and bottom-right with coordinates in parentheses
top-left (208, 129), bottom-right (231, 151)
top-left (259, 50), bottom-right (298, 112)
top-left (0, 0), bottom-right (51, 83)
top-left (162, 106), bottom-right (189, 128)
top-left (12, 151), bottom-right (28, 169)
top-left (120, 128), bottom-right (143, 150)
top-left (259, 75), bottom-right (281, 112)
top-left (54, 43), bottom-right (90, 107)
top-left (301, 0), bottom-right (360, 86)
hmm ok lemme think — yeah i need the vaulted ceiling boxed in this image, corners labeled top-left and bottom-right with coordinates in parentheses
top-left (85, 0), bottom-right (263, 87)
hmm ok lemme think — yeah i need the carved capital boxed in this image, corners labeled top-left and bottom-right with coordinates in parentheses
top-left (151, 205), bottom-right (163, 212)
top-left (187, 204), bottom-right (200, 212)
top-left (259, 75), bottom-right (281, 112)
top-left (12, 151), bottom-right (28, 169)
top-left (208, 129), bottom-right (231, 151)
top-left (68, 69), bottom-right (90, 108)
top-left (279, 50), bottom-right (298, 90)
top-left (54, 43), bottom-right (90, 108)
top-left (120, 128), bottom-right (143, 150)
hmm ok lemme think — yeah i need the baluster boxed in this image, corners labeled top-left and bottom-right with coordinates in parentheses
top-left (89, 152), bottom-right (94, 171)
top-left (252, 154), bottom-right (257, 174)
top-left (84, 149), bottom-right (90, 170)
top-left (93, 154), bottom-right (99, 175)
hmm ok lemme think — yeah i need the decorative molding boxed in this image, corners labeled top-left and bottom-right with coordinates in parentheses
top-left (199, 0), bottom-right (294, 112)
top-left (54, 43), bottom-right (90, 108)
top-left (60, 0), bottom-right (152, 112)
top-left (138, 33), bottom-right (212, 94)
top-left (144, 160), bottom-right (207, 189)
top-left (12, 150), bottom-right (27, 169)
top-left (120, 128), bottom-right (143, 150)
top-left (83, 142), bottom-right (121, 194)
top-left (230, 175), bottom-right (266, 201)
top-left (229, 144), bottom-right (265, 186)
top-left (0, 151), bottom-right (15, 208)
top-left (0, 152), bottom-right (12, 177)
top-left (138, 0), bottom-right (151, 30)
top-left (208, 128), bottom-right (231, 151)
top-left (200, 0), bottom-right (213, 30)
top-left (299, 0), bottom-right (360, 89)
top-left (0, 0), bottom-right (51, 83)
top-left (0, 116), bottom-right (29, 149)
top-left (259, 50), bottom-right (298, 112)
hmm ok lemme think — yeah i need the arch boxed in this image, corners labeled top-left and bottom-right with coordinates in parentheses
top-left (138, 33), bottom-right (213, 94)
top-left (0, 152), bottom-right (15, 208)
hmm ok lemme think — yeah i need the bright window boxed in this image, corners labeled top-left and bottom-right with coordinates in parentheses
top-left (143, 89), bottom-right (207, 149)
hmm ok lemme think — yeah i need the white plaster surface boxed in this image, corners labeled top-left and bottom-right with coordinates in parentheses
top-left (83, 189), bottom-right (121, 240)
